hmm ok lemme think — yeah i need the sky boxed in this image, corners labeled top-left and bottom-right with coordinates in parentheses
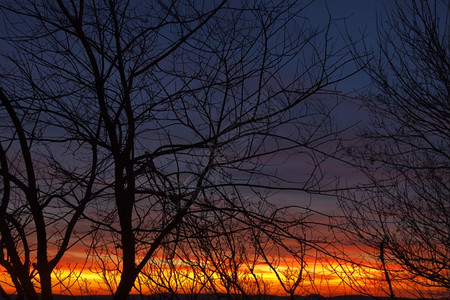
top-left (0, 0), bottom-right (446, 298)
top-left (269, 0), bottom-right (396, 212)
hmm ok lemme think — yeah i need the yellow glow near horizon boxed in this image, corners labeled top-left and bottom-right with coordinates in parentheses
top-left (0, 257), bottom-right (446, 297)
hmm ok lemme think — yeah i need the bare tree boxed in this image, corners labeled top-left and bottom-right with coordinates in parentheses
top-left (0, 85), bottom-right (97, 300)
top-left (139, 211), bottom-right (267, 299)
top-left (250, 206), bottom-right (330, 298)
top-left (338, 0), bottom-right (449, 297)
top-left (0, 0), bottom-right (358, 298)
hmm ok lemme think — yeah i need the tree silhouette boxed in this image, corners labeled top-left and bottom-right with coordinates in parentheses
top-left (0, 0), bottom-right (359, 298)
top-left (338, 0), bottom-right (449, 297)
top-left (0, 84), bottom-right (96, 300)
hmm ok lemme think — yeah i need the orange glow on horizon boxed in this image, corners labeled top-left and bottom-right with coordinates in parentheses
top-left (0, 251), bottom-right (446, 298)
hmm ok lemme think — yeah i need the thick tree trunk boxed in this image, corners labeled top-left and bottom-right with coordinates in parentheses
top-left (39, 269), bottom-right (53, 300)
top-left (113, 156), bottom-right (137, 300)
top-left (113, 275), bottom-right (136, 300)
top-left (23, 283), bottom-right (39, 300)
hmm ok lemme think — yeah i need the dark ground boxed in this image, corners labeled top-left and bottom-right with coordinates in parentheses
top-left (3, 294), bottom-right (446, 300)
top-left (40, 294), bottom-right (436, 300)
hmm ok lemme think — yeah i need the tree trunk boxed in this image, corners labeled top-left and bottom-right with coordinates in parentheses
top-left (39, 268), bottom-right (53, 300)
top-left (113, 271), bottom-right (137, 300)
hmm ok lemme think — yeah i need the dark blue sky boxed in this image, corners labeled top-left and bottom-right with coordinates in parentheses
top-left (275, 1), bottom-right (397, 213)
top-left (310, 0), bottom-right (395, 90)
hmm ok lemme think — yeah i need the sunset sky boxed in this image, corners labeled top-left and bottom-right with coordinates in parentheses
top-left (0, 0), bottom-right (447, 298)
